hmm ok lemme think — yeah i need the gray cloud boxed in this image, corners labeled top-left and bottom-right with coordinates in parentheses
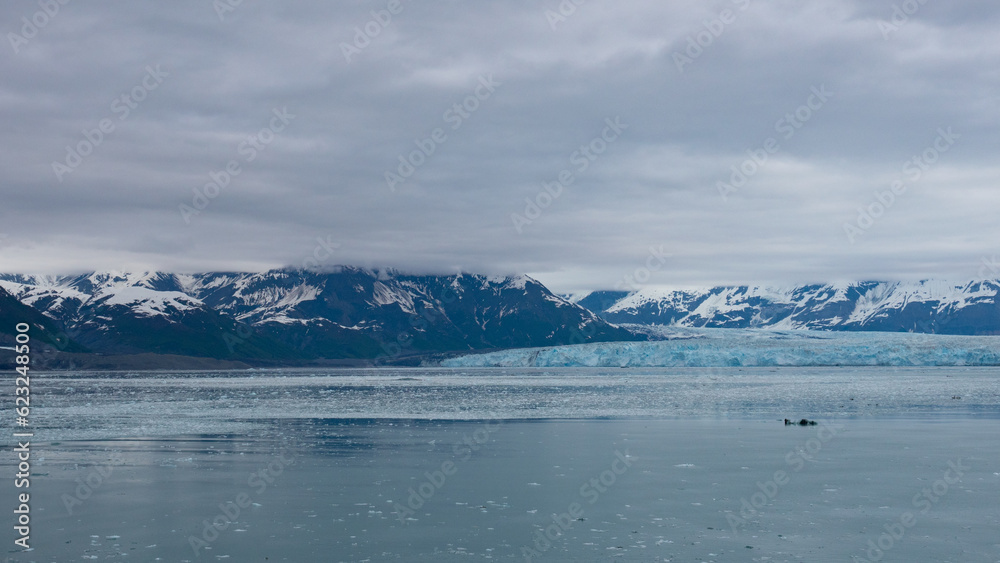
top-left (1, 0), bottom-right (998, 292)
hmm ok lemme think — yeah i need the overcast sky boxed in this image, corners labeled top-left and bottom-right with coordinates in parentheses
top-left (1, 0), bottom-right (998, 292)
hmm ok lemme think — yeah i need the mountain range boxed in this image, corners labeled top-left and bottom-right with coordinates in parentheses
top-left (569, 280), bottom-right (1000, 335)
top-left (3, 272), bottom-right (999, 368)
top-left (0, 269), bottom-right (634, 367)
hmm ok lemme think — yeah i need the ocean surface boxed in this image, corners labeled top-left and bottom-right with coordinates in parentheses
top-left (3, 367), bottom-right (999, 562)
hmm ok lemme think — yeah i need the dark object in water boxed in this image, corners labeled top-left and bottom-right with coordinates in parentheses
top-left (784, 418), bottom-right (817, 426)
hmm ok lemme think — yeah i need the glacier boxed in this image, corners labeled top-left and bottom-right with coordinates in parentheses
top-left (441, 327), bottom-right (1000, 367)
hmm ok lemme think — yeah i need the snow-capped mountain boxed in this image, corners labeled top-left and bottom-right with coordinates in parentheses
top-left (571, 280), bottom-right (1000, 335)
top-left (0, 268), bottom-right (637, 362)
top-left (0, 285), bottom-right (89, 354)
top-left (0, 271), bottom-right (292, 359)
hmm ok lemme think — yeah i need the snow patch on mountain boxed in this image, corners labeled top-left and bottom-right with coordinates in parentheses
top-left (96, 287), bottom-right (202, 319)
top-left (242, 283), bottom-right (326, 324)
top-left (277, 284), bottom-right (321, 308)
top-left (263, 313), bottom-right (328, 325)
top-left (370, 281), bottom-right (416, 314)
top-left (84, 271), bottom-right (166, 291)
top-left (562, 292), bottom-right (591, 304)
top-left (607, 286), bottom-right (712, 314)
top-left (0, 279), bottom-right (88, 304)
top-left (484, 274), bottom-right (531, 291)
top-left (542, 293), bottom-right (572, 307)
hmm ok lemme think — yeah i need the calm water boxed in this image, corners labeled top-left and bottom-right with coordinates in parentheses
top-left (3, 367), bottom-right (999, 562)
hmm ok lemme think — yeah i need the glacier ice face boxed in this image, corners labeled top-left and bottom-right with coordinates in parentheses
top-left (441, 327), bottom-right (1000, 367)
